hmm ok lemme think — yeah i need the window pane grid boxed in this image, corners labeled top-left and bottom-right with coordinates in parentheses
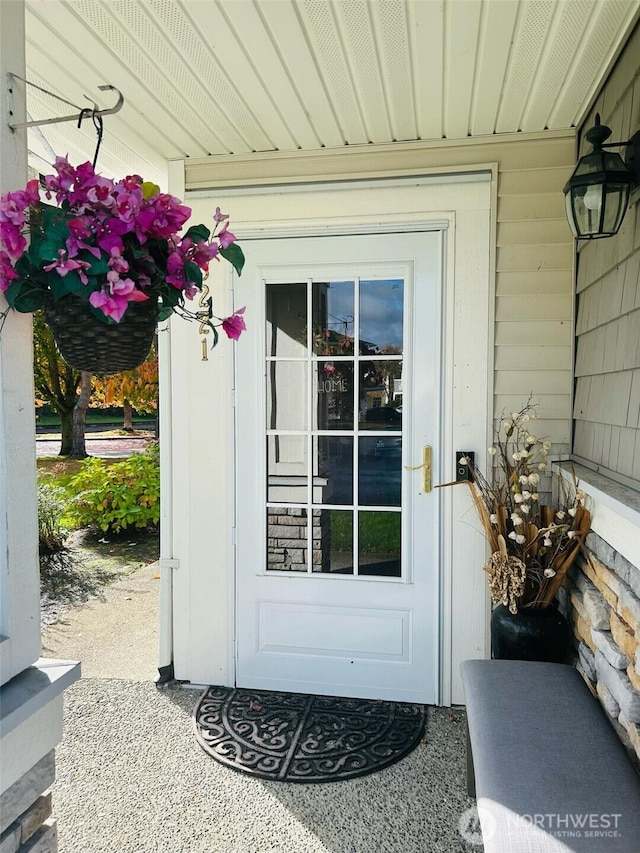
top-left (265, 277), bottom-right (403, 578)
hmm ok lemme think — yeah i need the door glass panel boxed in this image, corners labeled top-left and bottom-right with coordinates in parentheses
top-left (359, 279), bottom-right (404, 353)
top-left (358, 437), bottom-right (402, 506)
top-left (266, 283), bottom-right (307, 356)
top-left (321, 510), bottom-right (354, 575)
top-left (358, 368), bottom-right (403, 431)
top-left (267, 362), bottom-right (307, 430)
top-left (312, 281), bottom-right (355, 355)
top-left (267, 435), bottom-right (308, 503)
top-left (267, 507), bottom-right (308, 572)
top-left (316, 362), bottom-right (354, 430)
top-left (358, 511), bottom-right (401, 577)
top-left (314, 436), bottom-right (353, 505)
top-left (265, 276), bottom-right (406, 579)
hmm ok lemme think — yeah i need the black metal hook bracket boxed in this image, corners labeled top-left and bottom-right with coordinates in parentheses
top-left (6, 73), bottom-right (124, 131)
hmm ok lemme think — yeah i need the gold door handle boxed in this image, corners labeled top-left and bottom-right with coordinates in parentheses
top-left (404, 446), bottom-right (432, 492)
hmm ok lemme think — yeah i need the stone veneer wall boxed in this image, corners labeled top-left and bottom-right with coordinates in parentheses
top-left (0, 753), bottom-right (57, 853)
top-left (568, 531), bottom-right (640, 766)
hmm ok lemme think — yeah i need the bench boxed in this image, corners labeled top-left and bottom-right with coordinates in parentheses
top-left (460, 659), bottom-right (640, 852)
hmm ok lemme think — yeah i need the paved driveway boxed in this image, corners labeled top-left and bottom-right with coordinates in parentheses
top-left (36, 436), bottom-right (151, 458)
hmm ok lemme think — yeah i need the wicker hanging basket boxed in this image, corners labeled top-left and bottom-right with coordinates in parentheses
top-left (43, 293), bottom-right (158, 375)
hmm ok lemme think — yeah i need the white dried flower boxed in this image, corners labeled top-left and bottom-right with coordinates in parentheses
top-left (538, 462), bottom-right (547, 470)
top-left (532, 493), bottom-right (539, 501)
top-left (542, 440), bottom-right (551, 451)
top-left (568, 507), bottom-right (577, 517)
top-left (528, 473), bottom-right (540, 485)
top-left (576, 490), bottom-right (586, 501)
top-left (522, 490), bottom-right (532, 500)
top-left (556, 511), bottom-right (566, 520)
top-left (514, 493), bottom-right (523, 503)
top-left (508, 531), bottom-right (517, 541)
top-left (488, 446), bottom-right (497, 455)
top-left (511, 412), bottom-right (520, 421)
top-left (543, 537), bottom-right (552, 547)
top-left (544, 567), bottom-right (556, 578)
top-left (521, 414), bottom-right (530, 423)
top-left (510, 513), bottom-right (524, 526)
top-left (568, 530), bottom-right (577, 538)
top-left (519, 475), bottom-right (528, 485)
top-left (516, 534), bottom-right (526, 544)
top-left (521, 504), bottom-right (530, 514)
top-left (490, 514), bottom-right (498, 524)
top-left (502, 420), bottom-right (512, 431)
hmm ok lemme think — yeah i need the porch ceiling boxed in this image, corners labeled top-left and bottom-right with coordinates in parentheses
top-left (22, 0), bottom-right (640, 187)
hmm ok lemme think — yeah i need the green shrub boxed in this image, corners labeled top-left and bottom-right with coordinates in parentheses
top-left (68, 443), bottom-right (160, 534)
top-left (37, 474), bottom-right (70, 552)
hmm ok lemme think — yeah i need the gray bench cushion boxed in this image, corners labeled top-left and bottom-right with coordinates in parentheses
top-left (461, 659), bottom-right (640, 853)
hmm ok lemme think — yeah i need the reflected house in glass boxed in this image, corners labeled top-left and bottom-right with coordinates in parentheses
top-left (265, 279), bottom-right (404, 578)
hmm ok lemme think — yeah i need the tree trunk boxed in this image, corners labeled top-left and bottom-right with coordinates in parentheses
top-left (59, 409), bottom-right (74, 456)
top-left (123, 399), bottom-right (133, 431)
top-left (69, 371), bottom-right (92, 459)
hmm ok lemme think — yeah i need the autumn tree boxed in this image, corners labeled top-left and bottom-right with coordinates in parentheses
top-left (91, 342), bottom-right (158, 431)
top-left (33, 311), bottom-right (87, 456)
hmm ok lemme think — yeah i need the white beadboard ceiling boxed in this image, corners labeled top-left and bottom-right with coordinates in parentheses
top-left (21, 0), bottom-right (640, 188)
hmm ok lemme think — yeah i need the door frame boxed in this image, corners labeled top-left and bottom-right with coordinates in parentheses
top-left (163, 173), bottom-right (494, 704)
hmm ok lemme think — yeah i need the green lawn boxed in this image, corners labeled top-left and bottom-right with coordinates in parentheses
top-left (330, 509), bottom-right (400, 553)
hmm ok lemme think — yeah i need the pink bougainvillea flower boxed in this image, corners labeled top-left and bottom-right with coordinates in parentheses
top-left (121, 174), bottom-right (143, 191)
top-left (165, 250), bottom-right (186, 289)
top-left (191, 238), bottom-right (218, 269)
top-left (107, 248), bottom-right (130, 275)
top-left (218, 227), bottom-right (236, 250)
top-left (43, 250), bottom-right (91, 283)
top-left (90, 278), bottom-right (148, 322)
top-left (0, 157), bottom-right (245, 332)
top-left (0, 250), bottom-right (19, 290)
top-left (0, 221), bottom-right (26, 259)
top-left (52, 156), bottom-right (77, 191)
top-left (113, 188), bottom-right (142, 223)
top-left (0, 180), bottom-right (39, 226)
top-left (135, 193), bottom-right (191, 241)
top-left (222, 306), bottom-right (246, 341)
top-left (66, 218), bottom-right (101, 259)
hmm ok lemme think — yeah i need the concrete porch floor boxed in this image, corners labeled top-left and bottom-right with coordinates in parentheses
top-left (41, 564), bottom-right (479, 853)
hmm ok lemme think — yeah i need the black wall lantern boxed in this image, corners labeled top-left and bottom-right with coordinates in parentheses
top-left (564, 114), bottom-right (640, 239)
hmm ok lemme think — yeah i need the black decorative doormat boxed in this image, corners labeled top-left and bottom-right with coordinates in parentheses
top-left (193, 686), bottom-right (426, 783)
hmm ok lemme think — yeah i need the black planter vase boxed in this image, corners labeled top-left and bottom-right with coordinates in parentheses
top-left (490, 603), bottom-right (571, 664)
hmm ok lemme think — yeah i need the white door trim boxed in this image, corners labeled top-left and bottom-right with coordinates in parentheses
top-left (166, 175), bottom-right (492, 701)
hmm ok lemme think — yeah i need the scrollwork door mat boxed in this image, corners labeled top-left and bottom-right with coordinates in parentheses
top-left (193, 686), bottom-right (426, 783)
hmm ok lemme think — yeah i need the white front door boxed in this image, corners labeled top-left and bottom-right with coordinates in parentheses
top-left (235, 230), bottom-right (443, 703)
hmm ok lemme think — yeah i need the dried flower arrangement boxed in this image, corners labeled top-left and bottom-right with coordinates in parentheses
top-left (450, 401), bottom-right (591, 613)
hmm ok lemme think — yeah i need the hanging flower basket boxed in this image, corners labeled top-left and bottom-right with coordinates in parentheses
top-left (0, 157), bottom-right (247, 372)
top-left (42, 292), bottom-right (158, 375)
